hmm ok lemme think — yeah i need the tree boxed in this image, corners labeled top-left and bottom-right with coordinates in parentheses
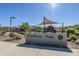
top-left (31, 26), bottom-right (43, 32)
top-left (19, 22), bottom-right (31, 32)
top-left (74, 25), bottom-right (79, 31)
top-left (35, 26), bottom-right (43, 32)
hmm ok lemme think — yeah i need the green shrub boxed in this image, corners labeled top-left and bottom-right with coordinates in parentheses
top-left (66, 29), bottom-right (75, 38)
top-left (17, 32), bottom-right (25, 35)
top-left (15, 35), bottom-right (22, 40)
top-left (2, 32), bottom-right (6, 35)
top-left (0, 33), bottom-right (2, 36)
top-left (69, 34), bottom-right (77, 42)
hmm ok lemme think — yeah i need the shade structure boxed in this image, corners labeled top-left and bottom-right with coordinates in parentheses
top-left (38, 17), bottom-right (62, 32)
top-left (39, 18), bottom-right (59, 25)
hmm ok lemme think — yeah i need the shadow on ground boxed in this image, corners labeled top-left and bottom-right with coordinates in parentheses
top-left (17, 43), bottom-right (72, 53)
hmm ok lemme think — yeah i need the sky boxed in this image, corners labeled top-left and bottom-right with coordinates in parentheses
top-left (0, 3), bottom-right (79, 27)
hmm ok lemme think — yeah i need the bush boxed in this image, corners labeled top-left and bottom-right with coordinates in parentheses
top-left (17, 32), bottom-right (25, 35)
top-left (0, 32), bottom-right (2, 36)
top-left (15, 35), bottom-right (22, 40)
top-left (2, 32), bottom-right (6, 35)
top-left (66, 29), bottom-right (75, 38)
top-left (69, 34), bottom-right (77, 42)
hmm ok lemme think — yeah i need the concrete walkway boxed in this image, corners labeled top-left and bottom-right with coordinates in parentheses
top-left (0, 41), bottom-right (79, 56)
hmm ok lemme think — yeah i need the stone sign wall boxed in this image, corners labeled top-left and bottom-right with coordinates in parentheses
top-left (25, 32), bottom-right (67, 47)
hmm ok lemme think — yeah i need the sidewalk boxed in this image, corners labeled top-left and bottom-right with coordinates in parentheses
top-left (0, 41), bottom-right (79, 56)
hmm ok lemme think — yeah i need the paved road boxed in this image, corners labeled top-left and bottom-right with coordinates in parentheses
top-left (0, 41), bottom-right (79, 56)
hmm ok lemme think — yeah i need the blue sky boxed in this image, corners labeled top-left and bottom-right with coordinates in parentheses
top-left (0, 3), bottom-right (79, 27)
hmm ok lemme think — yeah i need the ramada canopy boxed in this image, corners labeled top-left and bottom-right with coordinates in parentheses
top-left (39, 18), bottom-right (60, 25)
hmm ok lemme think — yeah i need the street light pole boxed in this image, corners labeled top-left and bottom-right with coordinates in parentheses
top-left (62, 22), bottom-right (64, 32)
top-left (43, 16), bottom-right (45, 32)
top-left (10, 17), bottom-right (12, 33)
top-left (0, 24), bottom-right (2, 36)
top-left (10, 17), bottom-right (16, 37)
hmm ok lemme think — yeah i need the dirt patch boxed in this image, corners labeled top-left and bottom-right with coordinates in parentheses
top-left (67, 42), bottom-right (79, 49)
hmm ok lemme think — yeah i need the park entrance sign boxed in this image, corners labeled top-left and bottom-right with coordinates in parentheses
top-left (25, 32), bottom-right (67, 47)
top-left (25, 17), bottom-right (67, 47)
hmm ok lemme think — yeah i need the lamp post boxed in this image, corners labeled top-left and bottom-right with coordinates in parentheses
top-left (10, 17), bottom-right (16, 38)
top-left (43, 16), bottom-right (45, 32)
top-left (0, 24), bottom-right (2, 36)
top-left (61, 22), bottom-right (64, 32)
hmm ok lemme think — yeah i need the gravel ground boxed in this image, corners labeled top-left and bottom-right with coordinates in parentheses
top-left (67, 42), bottom-right (79, 49)
top-left (0, 33), bottom-right (25, 44)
